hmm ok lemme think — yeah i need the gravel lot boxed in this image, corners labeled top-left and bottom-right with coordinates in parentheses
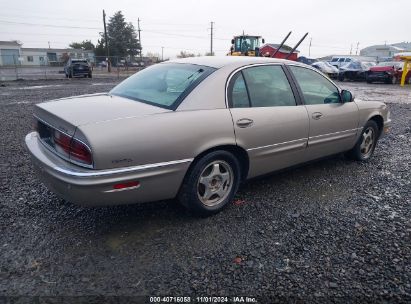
top-left (0, 78), bottom-right (410, 303)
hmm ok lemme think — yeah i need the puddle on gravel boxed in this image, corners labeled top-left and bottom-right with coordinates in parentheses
top-left (105, 220), bottom-right (169, 251)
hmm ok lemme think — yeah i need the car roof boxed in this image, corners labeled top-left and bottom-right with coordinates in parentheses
top-left (166, 56), bottom-right (304, 69)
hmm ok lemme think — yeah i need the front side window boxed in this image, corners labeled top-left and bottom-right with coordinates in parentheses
top-left (230, 65), bottom-right (296, 108)
top-left (110, 63), bottom-right (215, 109)
top-left (289, 66), bottom-right (340, 105)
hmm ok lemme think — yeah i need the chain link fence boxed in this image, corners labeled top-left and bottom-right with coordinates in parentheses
top-left (0, 54), bottom-right (158, 81)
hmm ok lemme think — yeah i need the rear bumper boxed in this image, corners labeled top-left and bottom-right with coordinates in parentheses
top-left (25, 132), bottom-right (192, 206)
top-left (368, 74), bottom-right (389, 82)
top-left (72, 70), bottom-right (91, 76)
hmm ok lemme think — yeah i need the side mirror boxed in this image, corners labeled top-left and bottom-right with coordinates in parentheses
top-left (231, 39), bottom-right (234, 44)
top-left (341, 89), bottom-right (353, 103)
top-left (262, 38), bottom-right (265, 44)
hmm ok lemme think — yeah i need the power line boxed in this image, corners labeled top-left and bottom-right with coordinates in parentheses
top-left (0, 13), bottom-right (101, 23)
top-left (0, 20), bottom-right (102, 30)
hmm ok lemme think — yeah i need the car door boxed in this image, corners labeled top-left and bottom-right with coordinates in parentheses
top-left (288, 65), bottom-right (360, 160)
top-left (228, 64), bottom-right (310, 178)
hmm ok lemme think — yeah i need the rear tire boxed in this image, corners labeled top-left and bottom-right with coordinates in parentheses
top-left (346, 120), bottom-right (379, 161)
top-left (178, 150), bottom-right (241, 216)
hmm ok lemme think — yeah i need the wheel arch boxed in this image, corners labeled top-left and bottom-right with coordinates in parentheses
top-left (368, 114), bottom-right (384, 137)
top-left (189, 144), bottom-right (249, 182)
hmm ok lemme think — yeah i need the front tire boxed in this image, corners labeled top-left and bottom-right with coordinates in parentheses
top-left (346, 120), bottom-right (379, 161)
top-left (178, 150), bottom-right (241, 216)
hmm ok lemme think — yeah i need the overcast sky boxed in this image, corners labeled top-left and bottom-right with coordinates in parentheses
top-left (0, 0), bottom-right (409, 59)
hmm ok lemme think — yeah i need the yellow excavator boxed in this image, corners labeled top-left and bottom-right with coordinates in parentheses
top-left (228, 31), bottom-right (308, 58)
top-left (228, 34), bottom-right (265, 56)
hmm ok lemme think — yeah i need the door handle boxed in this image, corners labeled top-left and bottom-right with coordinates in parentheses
top-left (312, 112), bottom-right (323, 120)
top-left (236, 118), bottom-right (254, 128)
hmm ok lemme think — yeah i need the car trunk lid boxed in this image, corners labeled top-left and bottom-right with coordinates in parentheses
top-left (34, 93), bottom-right (171, 135)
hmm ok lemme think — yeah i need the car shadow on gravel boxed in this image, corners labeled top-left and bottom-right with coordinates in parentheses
top-left (45, 153), bottom-right (356, 238)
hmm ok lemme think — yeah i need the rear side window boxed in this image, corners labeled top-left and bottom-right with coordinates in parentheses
top-left (289, 66), bottom-right (341, 105)
top-left (231, 73), bottom-right (250, 108)
top-left (230, 65), bottom-right (296, 108)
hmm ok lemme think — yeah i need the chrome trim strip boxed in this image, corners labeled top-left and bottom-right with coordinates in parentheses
top-left (308, 128), bottom-right (360, 146)
top-left (247, 138), bottom-right (307, 152)
top-left (52, 158), bottom-right (194, 178)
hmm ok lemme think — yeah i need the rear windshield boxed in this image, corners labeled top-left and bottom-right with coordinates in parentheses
top-left (110, 63), bottom-right (216, 110)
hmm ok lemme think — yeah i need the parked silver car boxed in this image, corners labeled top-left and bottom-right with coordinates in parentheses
top-left (26, 57), bottom-right (391, 216)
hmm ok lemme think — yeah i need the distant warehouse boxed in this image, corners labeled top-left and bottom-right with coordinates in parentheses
top-left (0, 41), bottom-right (95, 66)
top-left (360, 42), bottom-right (411, 61)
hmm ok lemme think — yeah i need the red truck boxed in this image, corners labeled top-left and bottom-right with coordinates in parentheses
top-left (367, 61), bottom-right (411, 84)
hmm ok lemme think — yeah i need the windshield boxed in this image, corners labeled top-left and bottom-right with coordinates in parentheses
top-left (234, 36), bottom-right (259, 52)
top-left (110, 63), bottom-right (215, 110)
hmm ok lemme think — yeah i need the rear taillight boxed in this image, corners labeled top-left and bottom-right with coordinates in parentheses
top-left (52, 129), bottom-right (92, 167)
top-left (53, 130), bottom-right (71, 156)
top-left (70, 139), bottom-right (92, 165)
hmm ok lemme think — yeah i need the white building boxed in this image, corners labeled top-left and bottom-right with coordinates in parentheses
top-left (0, 41), bottom-right (21, 65)
top-left (360, 43), bottom-right (411, 60)
top-left (0, 41), bottom-right (95, 66)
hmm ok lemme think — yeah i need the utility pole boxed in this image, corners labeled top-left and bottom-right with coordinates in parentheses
top-left (103, 9), bottom-right (111, 72)
top-left (48, 41), bottom-right (50, 49)
top-left (355, 42), bottom-right (360, 55)
top-left (350, 44), bottom-right (353, 55)
top-left (161, 46), bottom-right (164, 61)
top-left (210, 21), bottom-right (214, 56)
top-left (308, 37), bottom-right (312, 57)
top-left (138, 18), bottom-right (142, 61)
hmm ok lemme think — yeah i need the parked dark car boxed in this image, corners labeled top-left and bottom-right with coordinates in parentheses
top-left (367, 61), bottom-right (411, 84)
top-left (338, 61), bottom-right (375, 82)
top-left (64, 59), bottom-right (92, 78)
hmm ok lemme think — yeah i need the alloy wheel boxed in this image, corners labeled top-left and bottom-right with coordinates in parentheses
top-left (360, 127), bottom-right (375, 159)
top-left (197, 160), bottom-right (233, 206)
